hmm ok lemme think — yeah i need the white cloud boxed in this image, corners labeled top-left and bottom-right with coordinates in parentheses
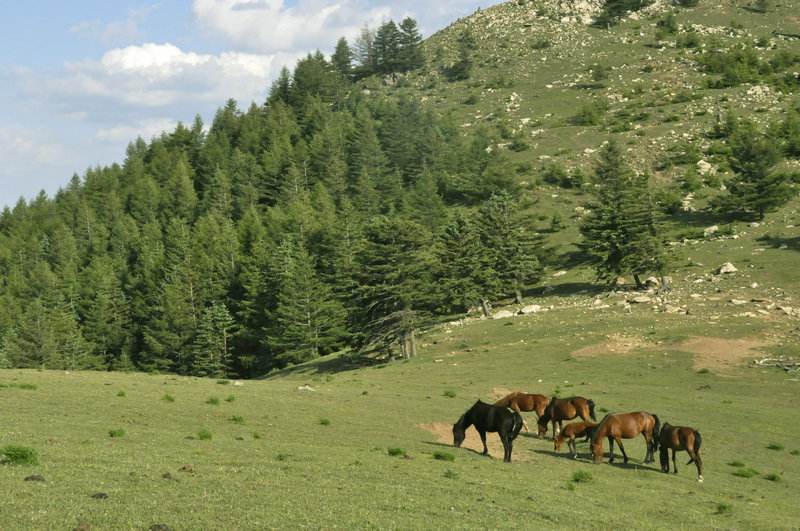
top-left (0, 128), bottom-right (68, 168)
top-left (70, 5), bottom-right (159, 45)
top-left (192, 0), bottom-right (391, 53)
top-left (47, 43), bottom-right (299, 108)
top-left (95, 118), bottom-right (177, 142)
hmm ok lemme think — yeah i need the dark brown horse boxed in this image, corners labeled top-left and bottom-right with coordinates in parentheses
top-left (554, 421), bottom-right (597, 458)
top-left (659, 423), bottom-right (703, 482)
top-left (493, 392), bottom-right (550, 432)
top-left (452, 400), bottom-right (524, 463)
top-left (590, 412), bottom-right (660, 464)
top-left (537, 396), bottom-right (596, 439)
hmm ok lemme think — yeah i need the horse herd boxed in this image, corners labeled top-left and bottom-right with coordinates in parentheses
top-left (452, 391), bottom-right (704, 482)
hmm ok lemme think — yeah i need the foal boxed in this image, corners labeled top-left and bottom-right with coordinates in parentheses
top-left (452, 400), bottom-right (524, 463)
top-left (554, 421), bottom-right (597, 458)
top-left (659, 423), bottom-right (704, 482)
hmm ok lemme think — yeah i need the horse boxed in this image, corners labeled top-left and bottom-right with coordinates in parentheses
top-left (659, 423), bottom-right (704, 482)
top-left (452, 400), bottom-right (524, 463)
top-left (537, 396), bottom-right (596, 439)
top-left (493, 392), bottom-right (550, 432)
top-left (554, 421), bottom-right (597, 458)
top-left (590, 412), bottom-right (660, 465)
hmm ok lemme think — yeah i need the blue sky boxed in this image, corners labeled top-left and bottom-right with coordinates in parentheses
top-left (0, 1), bottom-right (499, 208)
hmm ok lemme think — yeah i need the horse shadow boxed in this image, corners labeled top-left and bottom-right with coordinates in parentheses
top-left (532, 449), bottom-right (661, 473)
top-left (422, 440), bottom-right (497, 459)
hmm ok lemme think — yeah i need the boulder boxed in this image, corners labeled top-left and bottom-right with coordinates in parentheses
top-left (614, 276), bottom-right (626, 287)
top-left (703, 225), bottom-right (719, 237)
top-left (644, 277), bottom-right (660, 288)
top-left (696, 160), bottom-right (714, 175)
top-left (716, 262), bottom-right (738, 275)
top-left (492, 310), bottom-right (516, 320)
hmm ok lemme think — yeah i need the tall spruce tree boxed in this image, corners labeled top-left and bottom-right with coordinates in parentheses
top-left (580, 141), bottom-right (667, 287)
top-left (191, 302), bottom-right (235, 377)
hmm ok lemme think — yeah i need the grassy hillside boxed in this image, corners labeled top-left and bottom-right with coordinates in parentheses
top-left (2, 215), bottom-right (800, 528)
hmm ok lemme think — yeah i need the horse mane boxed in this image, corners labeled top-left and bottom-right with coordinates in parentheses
top-left (590, 412), bottom-right (614, 445)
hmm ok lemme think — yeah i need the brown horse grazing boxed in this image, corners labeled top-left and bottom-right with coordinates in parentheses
top-left (554, 421), bottom-right (597, 458)
top-left (493, 392), bottom-right (550, 432)
top-left (590, 412), bottom-right (660, 465)
top-left (659, 423), bottom-right (704, 482)
top-left (537, 397), bottom-right (596, 439)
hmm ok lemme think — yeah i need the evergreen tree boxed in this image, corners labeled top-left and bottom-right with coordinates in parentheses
top-left (353, 25), bottom-right (377, 78)
top-left (374, 21), bottom-right (402, 76)
top-left (266, 239), bottom-right (348, 365)
top-left (580, 141), bottom-right (667, 286)
top-left (713, 119), bottom-right (795, 220)
top-left (398, 17), bottom-right (425, 71)
top-left (191, 302), bottom-right (235, 377)
top-left (331, 37), bottom-right (353, 79)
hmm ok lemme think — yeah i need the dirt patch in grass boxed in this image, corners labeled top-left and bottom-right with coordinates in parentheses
top-left (571, 334), bottom-right (647, 358)
top-left (490, 387), bottom-right (514, 400)
top-left (673, 337), bottom-right (772, 372)
top-left (418, 422), bottom-right (530, 462)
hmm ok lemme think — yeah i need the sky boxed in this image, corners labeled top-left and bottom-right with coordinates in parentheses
top-left (0, 0), bottom-right (500, 209)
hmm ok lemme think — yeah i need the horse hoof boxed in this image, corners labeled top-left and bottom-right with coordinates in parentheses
top-left (698, 476), bottom-right (704, 483)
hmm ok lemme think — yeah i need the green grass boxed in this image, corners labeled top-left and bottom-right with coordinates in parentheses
top-left (108, 429), bottom-right (126, 438)
top-left (432, 451), bottom-right (455, 462)
top-left (229, 416), bottom-right (245, 425)
top-left (225, 395), bottom-right (236, 403)
top-left (205, 397), bottom-right (220, 405)
top-left (716, 502), bottom-right (733, 515)
top-left (764, 473), bottom-right (781, 482)
top-left (196, 429), bottom-right (212, 441)
top-left (732, 468), bottom-right (760, 478)
top-left (766, 442), bottom-right (784, 451)
top-left (443, 389), bottom-right (456, 398)
top-left (162, 393), bottom-right (175, 402)
top-left (0, 445), bottom-right (38, 465)
top-left (571, 470), bottom-right (593, 483)
top-left (387, 447), bottom-right (407, 457)
top-left (116, 390), bottom-right (126, 397)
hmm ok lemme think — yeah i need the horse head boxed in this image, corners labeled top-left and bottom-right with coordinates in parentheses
top-left (452, 415), bottom-right (467, 447)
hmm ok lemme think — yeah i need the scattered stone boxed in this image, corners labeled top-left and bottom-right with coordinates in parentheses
top-left (644, 277), bottom-right (660, 288)
top-left (716, 263), bottom-right (738, 275)
top-left (703, 225), bottom-right (719, 237)
top-left (614, 277), bottom-right (626, 286)
top-left (696, 160), bottom-right (714, 175)
top-left (519, 304), bottom-right (542, 314)
top-left (664, 305), bottom-right (684, 314)
top-left (751, 282), bottom-right (759, 289)
top-left (690, 293), bottom-right (702, 299)
top-left (24, 475), bottom-right (45, 482)
top-left (233, 381), bottom-right (244, 386)
top-left (492, 310), bottom-right (516, 320)
top-left (553, 270), bottom-right (567, 277)
top-left (179, 464), bottom-right (194, 473)
top-left (629, 296), bottom-right (652, 304)
top-left (729, 299), bottom-right (748, 305)
top-left (297, 385), bottom-right (316, 392)
top-left (90, 492), bottom-right (108, 500)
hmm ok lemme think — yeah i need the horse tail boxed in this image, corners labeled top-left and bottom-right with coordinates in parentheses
top-left (588, 399), bottom-right (596, 421)
top-left (692, 430), bottom-right (702, 458)
top-left (651, 414), bottom-right (661, 452)
top-left (510, 411), bottom-right (524, 440)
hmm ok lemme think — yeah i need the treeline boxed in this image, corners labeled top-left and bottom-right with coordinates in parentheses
top-left (0, 30), bottom-right (540, 377)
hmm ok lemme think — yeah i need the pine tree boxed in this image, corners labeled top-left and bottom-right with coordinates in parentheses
top-left (478, 192), bottom-right (542, 304)
top-left (331, 37), bottom-right (353, 79)
top-left (266, 239), bottom-right (348, 365)
top-left (406, 168), bottom-right (447, 230)
top-left (713, 119), bottom-right (795, 220)
top-left (580, 141), bottom-right (667, 286)
top-left (374, 21), bottom-right (402, 76)
top-left (353, 25), bottom-right (377, 78)
top-left (398, 17), bottom-right (424, 72)
top-left (191, 302), bottom-right (235, 377)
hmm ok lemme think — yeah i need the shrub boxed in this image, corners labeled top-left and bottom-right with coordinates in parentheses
top-left (216, 379), bottom-right (230, 385)
top-left (197, 429), bottom-right (212, 440)
top-left (569, 102), bottom-right (607, 126)
top-left (162, 394), bottom-right (175, 402)
top-left (206, 397), bottom-right (220, 405)
top-left (433, 451), bottom-right (455, 462)
top-left (0, 445), bottom-right (39, 465)
top-left (319, 418), bottom-right (331, 426)
top-left (225, 395), bottom-right (236, 403)
top-left (443, 469), bottom-right (459, 479)
top-left (532, 39), bottom-right (551, 50)
top-left (443, 390), bottom-right (456, 398)
top-left (387, 447), bottom-right (407, 457)
top-left (766, 442), bottom-right (784, 451)
top-left (116, 390), bottom-right (126, 397)
top-left (716, 502), bottom-right (733, 515)
top-left (571, 470), bottom-right (593, 483)
top-left (108, 429), bottom-right (126, 438)
top-left (229, 416), bottom-right (245, 425)
top-left (253, 433), bottom-right (262, 440)
top-left (790, 450), bottom-right (800, 456)
top-left (764, 473), bottom-right (781, 482)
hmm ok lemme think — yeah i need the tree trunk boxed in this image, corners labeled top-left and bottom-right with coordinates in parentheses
top-left (480, 298), bottom-right (491, 318)
top-left (409, 329), bottom-right (417, 358)
top-left (633, 274), bottom-right (643, 290)
top-left (514, 288), bottom-right (523, 305)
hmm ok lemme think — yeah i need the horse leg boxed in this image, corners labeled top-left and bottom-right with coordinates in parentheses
top-left (478, 430), bottom-right (488, 456)
top-left (569, 437), bottom-right (577, 459)
top-left (616, 437), bottom-right (629, 464)
top-left (672, 448), bottom-right (678, 474)
top-left (694, 452), bottom-right (703, 482)
top-left (608, 437), bottom-right (615, 463)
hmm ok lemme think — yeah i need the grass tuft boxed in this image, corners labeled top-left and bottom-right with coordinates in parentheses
top-left (387, 447), bottom-right (407, 457)
top-left (443, 390), bottom-right (456, 398)
top-left (443, 469), bottom-right (458, 479)
top-left (108, 429), bottom-right (126, 438)
top-left (162, 394), bottom-right (175, 402)
top-left (571, 470), bottom-right (593, 483)
top-left (715, 502), bottom-right (733, 515)
top-left (116, 390), bottom-right (126, 397)
top-left (766, 442), bottom-right (784, 451)
top-left (319, 418), bottom-right (331, 426)
top-left (206, 397), bottom-right (220, 405)
top-left (727, 460), bottom-right (745, 467)
top-left (697, 368), bottom-right (711, 374)
top-left (0, 445), bottom-right (38, 465)
top-left (791, 450), bottom-right (800, 456)
top-left (197, 429), bottom-right (212, 441)
top-left (433, 451), bottom-right (455, 462)
top-left (229, 416), bottom-right (245, 424)
top-left (225, 395), bottom-right (236, 403)
top-left (252, 432), bottom-right (262, 440)
top-left (732, 467), bottom-right (759, 478)
top-left (216, 380), bottom-right (230, 385)
top-left (764, 473), bottom-right (781, 482)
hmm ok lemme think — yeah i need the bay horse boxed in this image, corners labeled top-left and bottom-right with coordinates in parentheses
top-left (590, 412), bottom-right (660, 465)
top-left (537, 396), bottom-right (596, 439)
top-left (554, 421), bottom-right (597, 458)
top-left (659, 423), bottom-right (704, 482)
top-left (493, 392), bottom-right (550, 432)
top-left (452, 400), bottom-right (524, 463)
